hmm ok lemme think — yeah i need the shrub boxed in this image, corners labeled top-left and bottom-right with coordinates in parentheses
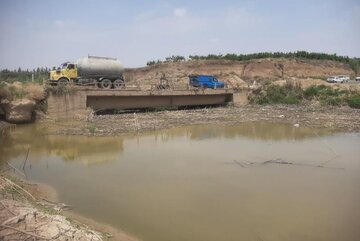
top-left (304, 85), bottom-right (346, 100)
top-left (249, 84), bottom-right (302, 105)
top-left (347, 95), bottom-right (360, 109)
top-left (2, 85), bottom-right (26, 100)
top-left (46, 85), bottom-right (74, 95)
top-left (87, 124), bottom-right (97, 134)
top-left (304, 85), bottom-right (327, 99)
top-left (284, 95), bottom-right (301, 104)
top-left (266, 85), bottom-right (287, 103)
top-left (320, 96), bottom-right (344, 106)
top-left (250, 83), bottom-right (360, 108)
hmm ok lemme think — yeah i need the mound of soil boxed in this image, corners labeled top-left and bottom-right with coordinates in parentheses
top-left (0, 82), bottom-right (46, 124)
top-left (123, 58), bottom-right (353, 87)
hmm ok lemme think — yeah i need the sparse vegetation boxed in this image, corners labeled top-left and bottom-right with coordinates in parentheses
top-left (87, 124), bottom-right (97, 134)
top-left (250, 82), bottom-right (360, 108)
top-left (45, 84), bottom-right (75, 95)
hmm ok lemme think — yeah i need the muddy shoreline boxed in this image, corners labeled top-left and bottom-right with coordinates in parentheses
top-left (44, 104), bottom-right (360, 136)
top-left (0, 173), bottom-right (138, 241)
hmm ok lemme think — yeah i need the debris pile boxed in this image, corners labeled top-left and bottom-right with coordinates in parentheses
top-left (50, 105), bottom-right (360, 136)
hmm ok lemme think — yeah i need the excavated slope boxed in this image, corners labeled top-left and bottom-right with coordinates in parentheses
top-left (123, 58), bottom-right (353, 88)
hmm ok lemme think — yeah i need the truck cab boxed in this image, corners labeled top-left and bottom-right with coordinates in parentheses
top-left (49, 62), bottom-right (78, 83)
top-left (189, 75), bottom-right (225, 89)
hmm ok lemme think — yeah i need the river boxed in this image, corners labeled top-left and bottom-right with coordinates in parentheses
top-left (1, 122), bottom-right (359, 241)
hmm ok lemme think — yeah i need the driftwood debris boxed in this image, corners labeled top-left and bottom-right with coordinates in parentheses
top-left (0, 201), bottom-right (16, 216)
top-left (6, 162), bottom-right (26, 178)
top-left (0, 223), bottom-right (51, 240)
top-left (225, 158), bottom-right (344, 170)
top-left (262, 158), bottom-right (293, 165)
top-left (41, 198), bottom-right (73, 210)
top-left (2, 177), bottom-right (36, 200)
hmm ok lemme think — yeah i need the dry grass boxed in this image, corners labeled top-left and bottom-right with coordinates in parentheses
top-left (0, 82), bottom-right (45, 101)
top-left (285, 79), bottom-right (302, 90)
top-left (24, 83), bottom-right (46, 100)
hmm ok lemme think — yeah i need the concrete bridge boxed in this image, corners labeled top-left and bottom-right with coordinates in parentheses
top-left (47, 87), bottom-right (247, 119)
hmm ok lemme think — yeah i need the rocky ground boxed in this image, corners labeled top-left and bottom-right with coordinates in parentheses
top-left (48, 104), bottom-right (360, 136)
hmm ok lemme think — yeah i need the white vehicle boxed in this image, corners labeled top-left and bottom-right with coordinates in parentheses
top-left (356, 76), bottom-right (360, 82)
top-left (327, 76), bottom-right (343, 83)
top-left (337, 75), bottom-right (350, 82)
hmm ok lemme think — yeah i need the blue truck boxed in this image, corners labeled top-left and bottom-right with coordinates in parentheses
top-left (189, 75), bottom-right (225, 89)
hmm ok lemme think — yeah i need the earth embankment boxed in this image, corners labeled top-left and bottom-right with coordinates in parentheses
top-left (123, 58), bottom-right (354, 87)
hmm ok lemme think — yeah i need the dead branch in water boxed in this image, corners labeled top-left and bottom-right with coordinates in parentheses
top-left (232, 160), bottom-right (245, 168)
top-left (6, 162), bottom-right (26, 178)
top-left (22, 148), bottom-right (30, 170)
top-left (41, 198), bottom-right (72, 209)
top-left (262, 158), bottom-right (344, 170)
top-left (262, 158), bottom-right (293, 165)
top-left (225, 158), bottom-right (344, 170)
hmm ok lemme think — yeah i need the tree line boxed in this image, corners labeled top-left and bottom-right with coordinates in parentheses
top-left (146, 51), bottom-right (360, 73)
top-left (0, 67), bottom-right (49, 83)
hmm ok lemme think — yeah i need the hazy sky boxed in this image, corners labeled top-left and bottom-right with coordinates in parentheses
top-left (0, 0), bottom-right (359, 69)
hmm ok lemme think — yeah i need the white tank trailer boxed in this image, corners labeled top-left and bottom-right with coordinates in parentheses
top-left (76, 56), bottom-right (124, 79)
top-left (76, 56), bottom-right (124, 89)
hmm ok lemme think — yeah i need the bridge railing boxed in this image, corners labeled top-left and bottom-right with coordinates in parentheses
top-left (46, 79), bottom-right (241, 92)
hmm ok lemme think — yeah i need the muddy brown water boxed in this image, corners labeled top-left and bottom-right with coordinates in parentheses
top-left (1, 122), bottom-right (360, 241)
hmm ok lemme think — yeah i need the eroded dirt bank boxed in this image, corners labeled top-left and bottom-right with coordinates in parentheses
top-left (48, 104), bottom-right (360, 136)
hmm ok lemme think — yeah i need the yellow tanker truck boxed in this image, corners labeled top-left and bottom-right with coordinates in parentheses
top-left (49, 56), bottom-right (125, 89)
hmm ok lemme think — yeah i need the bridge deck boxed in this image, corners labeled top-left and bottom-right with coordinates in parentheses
top-left (84, 88), bottom-right (234, 110)
top-left (84, 88), bottom-right (233, 96)
top-left (47, 87), bottom-right (245, 119)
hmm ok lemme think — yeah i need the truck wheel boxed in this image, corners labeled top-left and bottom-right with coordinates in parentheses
top-left (58, 77), bottom-right (69, 86)
top-left (100, 79), bottom-right (112, 89)
top-left (113, 79), bottom-right (125, 89)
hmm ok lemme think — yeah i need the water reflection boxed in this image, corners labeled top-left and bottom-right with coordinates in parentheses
top-left (0, 124), bottom-right (123, 165)
top-left (153, 122), bottom-right (333, 141)
top-left (0, 122), bottom-right (359, 241)
top-left (1, 122), bottom-right (333, 167)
